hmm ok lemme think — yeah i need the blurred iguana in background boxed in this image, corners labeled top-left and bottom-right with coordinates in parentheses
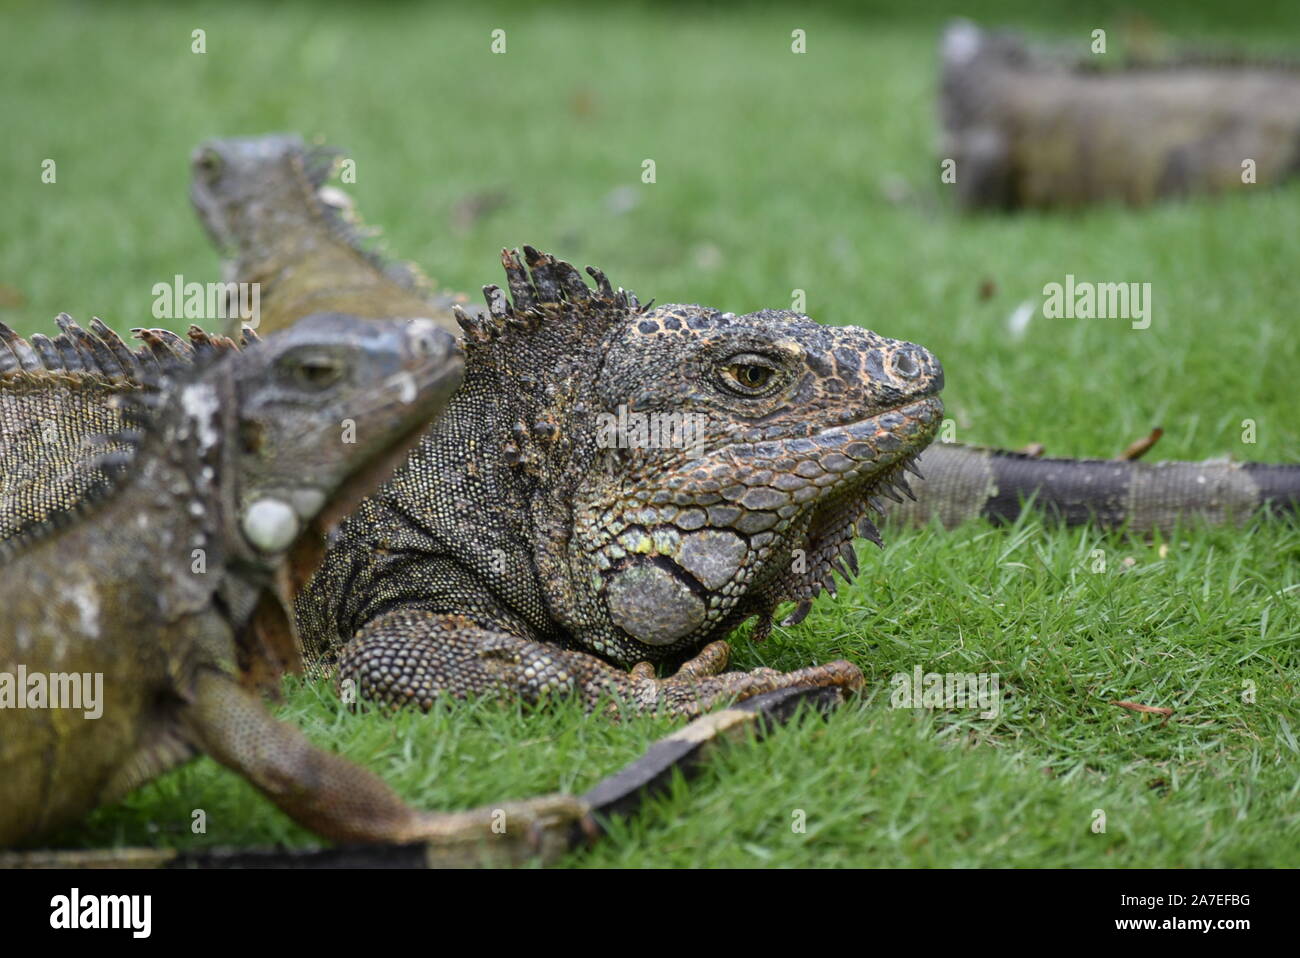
top-left (191, 134), bottom-right (1300, 535)
top-left (190, 134), bottom-right (473, 337)
top-left (940, 19), bottom-right (1300, 210)
top-left (0, 314), bottom-right (600, 860)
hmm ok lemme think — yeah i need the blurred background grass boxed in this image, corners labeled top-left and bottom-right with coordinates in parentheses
top-left (5, 0), bottom-right (1299, 866)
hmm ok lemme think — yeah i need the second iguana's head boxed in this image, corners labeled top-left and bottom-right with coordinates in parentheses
top-left (167, 312), bottom-right (462, 562)
top-left (462, 248), bottom-right (943, 664)
top-left (190, 134), bottom-right (335, 263)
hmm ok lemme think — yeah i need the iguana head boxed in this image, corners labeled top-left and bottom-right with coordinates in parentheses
top-left (167, 311), bottom-right (461, 688)
top-left (586, 303), bottom-right (943, 649)
top-left (119, 313), bottom-right (460, 573)
top-left (206, 313), bottom-right (463, 560)
top-left (938, 20), bottom-right (1035, 211)
top-left (191, 133), bottom-right (420, 281)
top-left (189, 134), bottom-right (439, 334)
top-left (190, 134), bottom-right (324, 264)
top-left (463, 248), bottom-right (943, 666)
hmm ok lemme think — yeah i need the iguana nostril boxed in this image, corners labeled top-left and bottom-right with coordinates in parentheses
top-left (893, 350), bottom-right (921, 379)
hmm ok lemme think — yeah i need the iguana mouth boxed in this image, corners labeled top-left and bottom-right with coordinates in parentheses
top-left (835, 394), bottom-right (944, 432)
top-left (798, 395), bottom-right (944, 482)
top-left (816, 393), bottom-right (945, 522)
top-left (767, 395), bottom-right (943, 631)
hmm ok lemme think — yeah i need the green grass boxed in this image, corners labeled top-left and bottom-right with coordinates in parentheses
top-left (7, 0), bottom-right (1300, 866)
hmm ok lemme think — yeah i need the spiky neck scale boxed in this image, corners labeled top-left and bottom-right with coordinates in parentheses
top-left (0, 317), bottom-right (248, 564)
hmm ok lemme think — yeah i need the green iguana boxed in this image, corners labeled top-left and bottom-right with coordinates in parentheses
top-left (0, 312), bottom-right (603, 858)
top-left (940, 19), bottom-right (1300, 209)
top-left (296, 246), bottom-right (941, 713)
top-left (190, 133), bottom-right (1300, 534)
top-left (189, 133), bottom-right (471, 337)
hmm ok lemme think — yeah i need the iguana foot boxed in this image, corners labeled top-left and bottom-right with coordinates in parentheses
top-left (627, 653), bottom-right (862, 718)
top-left (1116, 427), bottom-right (1163, 461)
top-left (401, 794), bottom-right (596, 866)
top-left (336, 610), bottom-right (863, 718)
top-left (670, 641), bottom-right (781, 679)
top-left (634, 639), bottom-right (731, 679)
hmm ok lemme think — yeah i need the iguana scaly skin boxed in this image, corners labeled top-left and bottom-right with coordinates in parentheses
top-left (941, 20), bottom-right (1300, 209)
top-left (0, 319), bottom-right (340, 663)
top-left (0, 317), bottom-right (252, 546)
top-left (190, 134), bottom-right (470, 337)
top-left (193, 133), bottom-right (1300, 535)
top-left (0, 313), bottom-right (592, 855)
top-left (297, 247), bottom-right (943, 714)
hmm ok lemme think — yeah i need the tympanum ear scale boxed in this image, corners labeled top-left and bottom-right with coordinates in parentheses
top-left (241, 497), bottom-right (300, 554)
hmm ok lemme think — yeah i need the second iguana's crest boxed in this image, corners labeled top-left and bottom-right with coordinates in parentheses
top-left (0, 316), bottom-right (254, 559)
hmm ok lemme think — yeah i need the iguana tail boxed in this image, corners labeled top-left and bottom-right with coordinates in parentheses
top-left (892, 443), bottom-right (1300, 532)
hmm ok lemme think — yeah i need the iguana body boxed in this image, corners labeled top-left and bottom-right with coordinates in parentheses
top-left (191, 132), bottom-right (1300, 535)
top-left (940, 20), bottom-right (1300, 209)
top-left (190, 134), bottom-right (470, 337)
top-left (0, 313), bottom-right (592, 855)
top-left (297, 247), bottom-right (941, 713)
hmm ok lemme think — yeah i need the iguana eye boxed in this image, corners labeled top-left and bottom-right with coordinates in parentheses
top-left (194, 149), bottom-right (222, 179)
top-left (719, 355), bottom-right (780, 396)
top-left (287, 356), bottom-right (345, 390)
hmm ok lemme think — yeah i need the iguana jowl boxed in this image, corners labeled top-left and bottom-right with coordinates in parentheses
top-left (297, 247), bottom-right (944, 714)
top-left (0, 312), bottom-right (590, 854)
top-left (192, 133), bottom-right (1300, 535)
top-left (940, 19), bottom-right (1300, 209)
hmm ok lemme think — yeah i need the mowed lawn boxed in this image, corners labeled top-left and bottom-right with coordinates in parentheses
top-left (4, 0), bottom-right (1298, 866)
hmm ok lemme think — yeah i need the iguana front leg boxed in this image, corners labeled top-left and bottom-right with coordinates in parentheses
top-left (336, 609), bottom-right (863, 717)
top-left (183, 668), bottom-right (589, 863)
